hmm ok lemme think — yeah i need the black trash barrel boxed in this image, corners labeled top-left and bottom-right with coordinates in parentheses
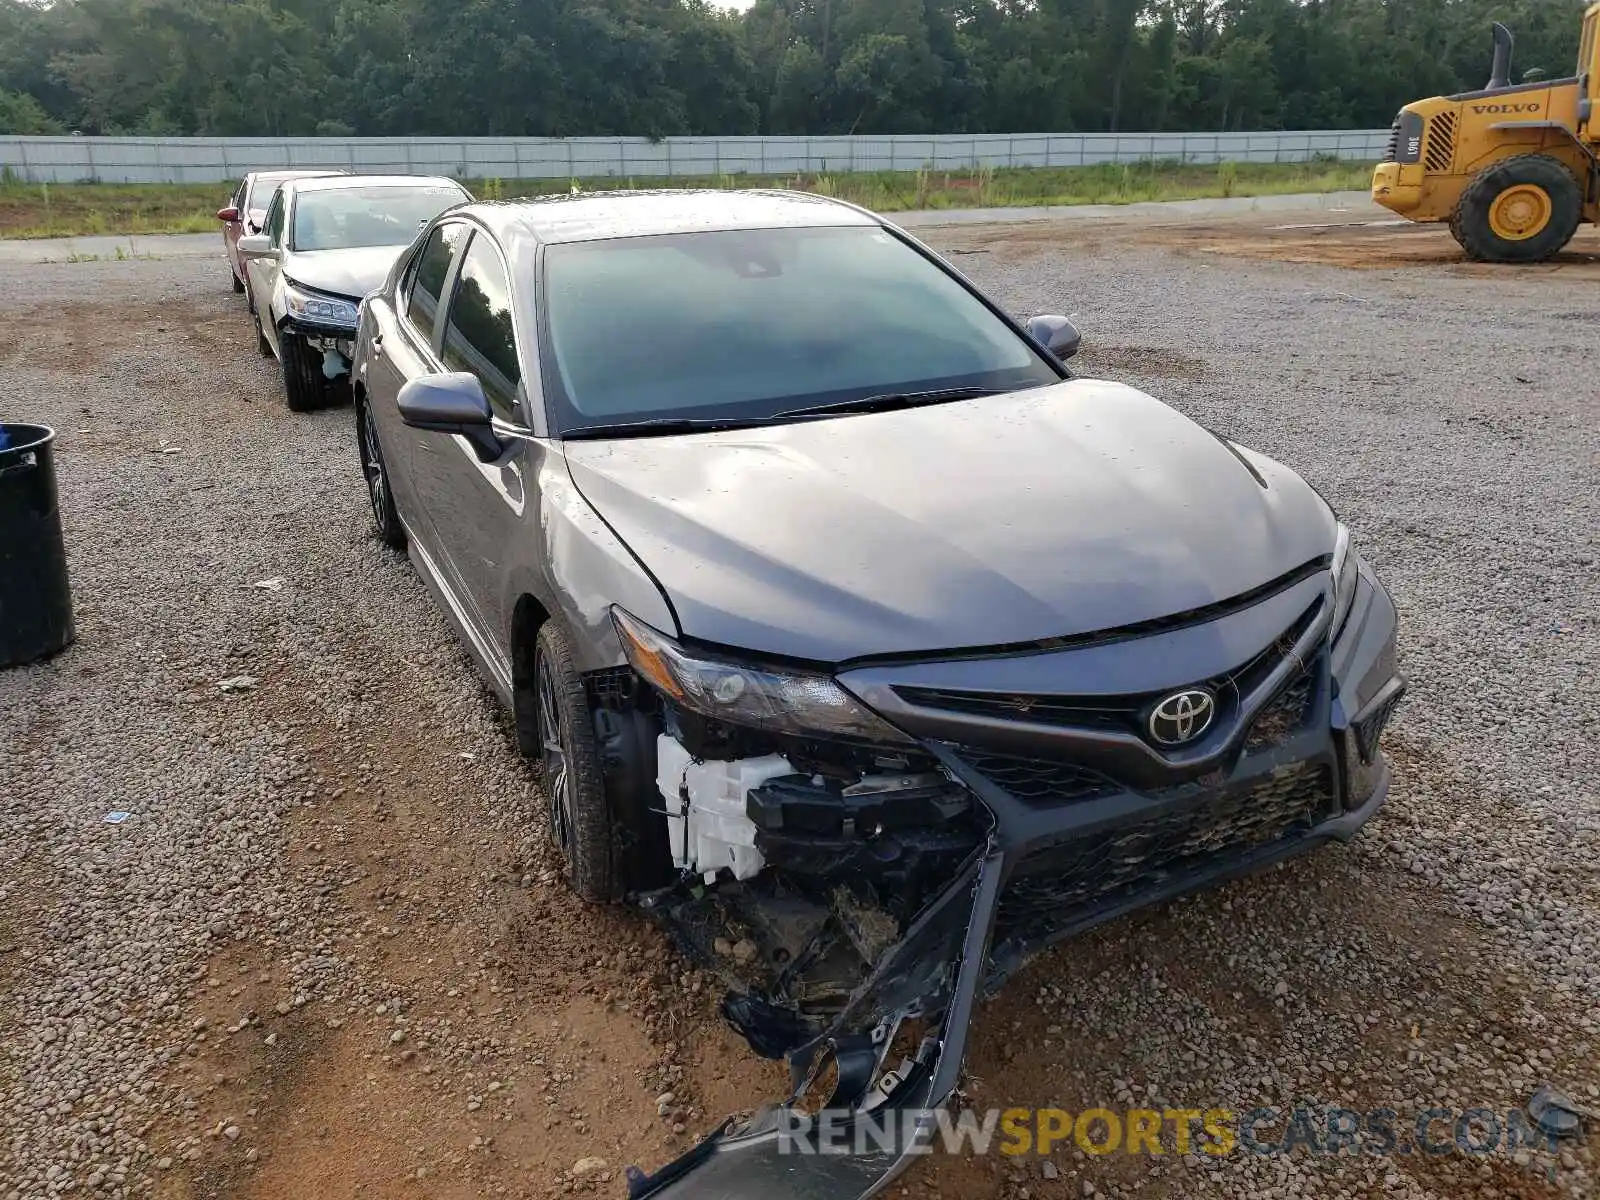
top-left (0, 423), bottom-right (75, 668)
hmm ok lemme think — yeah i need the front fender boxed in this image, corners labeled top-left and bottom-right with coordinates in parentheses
top-left (506, 450), bottom-right (678, 674)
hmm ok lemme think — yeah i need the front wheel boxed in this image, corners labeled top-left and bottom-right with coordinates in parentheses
top-left (534, 622), bottom-right (624, 903)
top-left (280, 332), bottom-right (325, 413)
top-left (357, 398), bottom-right (406, 550)
top-left (1453, 154), bottom-right (1582, 264)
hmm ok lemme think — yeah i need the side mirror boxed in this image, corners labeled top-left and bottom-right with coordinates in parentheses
top-left (237, 233), bottom-right (273, 258)
top-left (217, 206), bottom-right (240, 223)
top-left (1026, 314), bottom-right (1081, 362)
top-left (398, 372), bottom-right (501, 461)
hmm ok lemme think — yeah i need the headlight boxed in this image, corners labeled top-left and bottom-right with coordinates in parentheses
top-left (611, 607), bottom-right (914, 745)
top-left (1331, 524), bottom-right (1360, 636)
top-left (283, 281), bottom-right (359, 328)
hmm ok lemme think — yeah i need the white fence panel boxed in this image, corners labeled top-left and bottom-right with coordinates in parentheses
top-left (0, 129), bottom-right (1390, 185)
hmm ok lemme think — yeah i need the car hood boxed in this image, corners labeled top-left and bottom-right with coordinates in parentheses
top-left (282, 246), bottom-right (408, 301)
top-left (563, 379), bottom-right (1338, 664)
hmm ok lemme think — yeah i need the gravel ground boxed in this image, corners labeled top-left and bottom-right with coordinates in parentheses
top-left (0, 220), bottom-right (1595, 1200)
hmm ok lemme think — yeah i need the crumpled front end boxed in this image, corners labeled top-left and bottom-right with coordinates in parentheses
top-left (629, 844), bottom-right (1001, 1199)
top-left (621, 553), bottom-right (1403, 1200)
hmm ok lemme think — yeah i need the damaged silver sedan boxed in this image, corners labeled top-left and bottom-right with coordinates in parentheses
top-left (348, 189), bottom-right (1404, 1199)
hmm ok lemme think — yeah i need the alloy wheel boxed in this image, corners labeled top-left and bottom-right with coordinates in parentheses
top-left (536, 646), bottom-right (576, 854)
top-left (359, 404), bottom-right (389, 532)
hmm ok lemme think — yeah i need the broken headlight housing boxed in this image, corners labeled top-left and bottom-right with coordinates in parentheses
top-left (1331, 523), bottom-right (1360, 638)
top-left (612, 607), bottom-right (915, 746)
top-left (283, 280), bottom-right (359, 328)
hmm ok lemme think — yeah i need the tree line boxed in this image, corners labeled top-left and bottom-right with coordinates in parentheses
top-left (0, 0), bottom-right (1586, 141)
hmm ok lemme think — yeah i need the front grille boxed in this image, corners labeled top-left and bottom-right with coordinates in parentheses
top-left (901, 689), bottom-right (1138, 733)
top-left (897, 601), bottom-right (1322, 747)
top-left (994, 763), bottom-right (1336, 944)
top-left (1425, 112), bottom-right (1456, 172)
top-left (1244, 668), bottom-right (1315, 752)
top-left (953, 749), bottom-right (1118, 806)
top-left (1384, 118), bottom-right (1401, 162)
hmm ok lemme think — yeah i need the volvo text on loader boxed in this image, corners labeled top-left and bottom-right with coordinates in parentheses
top-left (1372, 5), bottom-right (1600, 263)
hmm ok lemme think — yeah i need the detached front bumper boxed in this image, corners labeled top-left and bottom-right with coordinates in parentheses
top-left (282, 316), bottom-right (356, 353)
top-left (632, 569), bottom-right (1403, 1200)
top-left (631, 773), bottom-right (1393, 1200)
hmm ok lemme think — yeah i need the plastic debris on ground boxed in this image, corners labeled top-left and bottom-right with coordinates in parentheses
top-left (1528, 1083), bottom-right (1589, 1140)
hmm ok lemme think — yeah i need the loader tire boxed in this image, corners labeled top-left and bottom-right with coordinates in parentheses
top-left (1453, 154), bottom-right (1582, 264)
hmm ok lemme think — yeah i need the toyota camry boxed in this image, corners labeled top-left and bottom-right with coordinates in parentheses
top-left (347, 190), bottom-right (1404, 1199)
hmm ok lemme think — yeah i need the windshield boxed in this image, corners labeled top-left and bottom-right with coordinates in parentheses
top-left (249, 173), bottom-right (313, 212)
top-left (541, 225), bottom-right (1060, 432)
top-left (291, 185), bottom-right (467, 252)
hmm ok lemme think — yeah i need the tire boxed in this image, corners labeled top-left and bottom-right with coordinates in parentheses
top-left (357, 397), bottom-right (406, 551)
top-left (255, 310), bottom-right (273, 358)
top-left (232, 270), bottom-right (245, 295)
top-left (280, 332), bottom-right (326, 413)
top-left (1452, 154), bottom-right (1583, 264)
top-left (533, 621), bottom-right (627, 903)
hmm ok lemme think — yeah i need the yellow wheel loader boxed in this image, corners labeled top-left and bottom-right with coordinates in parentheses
top-left (1372, 4), bottom-right (1600, 263)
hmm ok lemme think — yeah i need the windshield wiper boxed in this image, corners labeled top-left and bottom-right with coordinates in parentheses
top-left (560, 417), bottom-right (772, 440)
top-left (560, 386), bottom-right (1018, 439)
top-left (774, 386), bottom-right (1009, 420)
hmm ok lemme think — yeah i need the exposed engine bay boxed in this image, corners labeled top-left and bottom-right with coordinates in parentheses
top-left (630, 691), bottom-right (985, 1062)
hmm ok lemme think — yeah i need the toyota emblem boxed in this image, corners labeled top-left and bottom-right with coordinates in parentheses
top-left (1147, 688), bottom-right (1217, 747)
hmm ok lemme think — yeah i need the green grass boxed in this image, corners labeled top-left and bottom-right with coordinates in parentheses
top-left (0, 180), bottom-right (224, 238)
top-left (0, 159), bottom-right (1373, 239)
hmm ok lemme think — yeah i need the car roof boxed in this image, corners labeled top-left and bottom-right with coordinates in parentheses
top-left (285, 174), bottom-right (465, 195)
top-left (249, 169), bottom-right (347, 184)
top-left (459, 189), bottom-right (880, 245)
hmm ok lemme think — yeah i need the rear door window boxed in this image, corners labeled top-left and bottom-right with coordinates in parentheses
top-left (440, 234), bottom-right (522, 421)
top-left (406, 223), bottom-right (468, 347)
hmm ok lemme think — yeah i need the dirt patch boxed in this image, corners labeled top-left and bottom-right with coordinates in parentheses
top-left (133, 643), bottom-right (787, 1200)
top-left (934, 213), bottom-right (1600, 281)
top-left (0, 296), bottom-right (243, 375)
top-left (1140, 218), bottom-right (1600, 277)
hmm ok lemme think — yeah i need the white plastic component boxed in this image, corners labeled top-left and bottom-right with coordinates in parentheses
top-left (655, 736), bottom-right (791, 884)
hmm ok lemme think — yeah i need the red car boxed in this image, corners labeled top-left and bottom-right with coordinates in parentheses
top-left (217, 169), bottom-right (349, 299)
